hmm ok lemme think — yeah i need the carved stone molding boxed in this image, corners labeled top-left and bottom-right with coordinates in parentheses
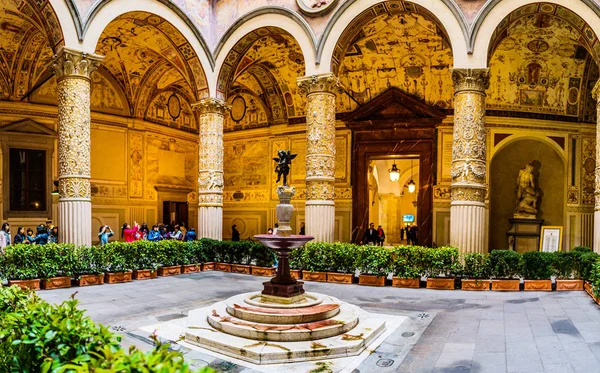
top-left (451, 68), bottom-right (490, 94)
top-left (297, 73), bottom-right (340, 96)
top-left (52, 47), bottom-right (104, 81)
top-left (192, 98), bottom-right (230, 115)
top-left (592, 80), bottom-right (600, 102)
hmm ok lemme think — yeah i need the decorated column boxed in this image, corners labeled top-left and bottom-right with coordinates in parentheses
top-left (52, 47), bottom-right (103, 245)
top-left (297, 73), bottom-right (339, 242)
top-left (192, 98), bottom-right (229, 240)
top-left (592, 82), bottom-right (600, 253)
top-left (449, 68), bottom-right (490, 254)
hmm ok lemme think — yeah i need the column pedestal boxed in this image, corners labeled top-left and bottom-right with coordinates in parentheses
top-left (59, 201), bottom-right (92, 245)
top-left (592, 82), bottom-right (600, 253)
top-left (198, 206), bottom-right (223, 240)
top-left (450, 203), bottom-right (486, 254)
top-left (305, 201), bottom-right (335, 243)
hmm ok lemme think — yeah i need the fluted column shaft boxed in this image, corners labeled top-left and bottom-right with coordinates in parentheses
top-left (449, 68), bottom-right (490, 254)
top-left (592, 82), bottom-right (600, 253)
top-left (53, 47), bottom-right (103, 246)
top-left (297, 74), bottom-right (339, 243)
top-left (192, 99), bottom-right (229, 240)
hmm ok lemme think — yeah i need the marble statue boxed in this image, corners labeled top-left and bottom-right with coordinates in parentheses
top-left (273, 150), bottom-right (296, 186)
top-left (515, 163), bottom-right (539, 218)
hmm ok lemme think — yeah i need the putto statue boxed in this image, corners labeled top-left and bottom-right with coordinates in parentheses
top-left (515, 162), bottom-right (539, 218)
top-left (273, 150), bottom-right (297, 186)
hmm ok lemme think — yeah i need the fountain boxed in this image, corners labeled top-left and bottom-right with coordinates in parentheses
top-left (184, 151), bottom-right (386, 364)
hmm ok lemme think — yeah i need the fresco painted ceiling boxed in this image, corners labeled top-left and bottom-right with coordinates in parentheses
top-left (0, 0), bottom-right (63, 101)
top-left (487, 3), bottom-right (599, 122)
top-left (219, 27), bottom-right (306, 130)
top-left (333, 1), bottom-right (454, 113)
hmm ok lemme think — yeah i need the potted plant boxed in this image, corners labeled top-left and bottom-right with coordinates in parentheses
top-left (72, 245), bottom-right (106, 286)
top-left (39, 244), bottom-right (75, 290)
top-left (325, 243), bottom-right (357, 284)
top-left (521, 251), bottom-right (553, 291)
top-left (129, 241), bottom-right (159, 280)
top-left (289, 246), bottom-right (304, 279)
top-left (231, 241), bottom-right (252, 275)
top-left (198, 238), bottom-right (216, 270)
top-left (424, 246), bottom-right (459, 290)
top-left (250, 242), bottom-right (276, 276)
top-left (489, 249), bottom-right (522, 291)
top-left (461, 253), bottom-right (490, 291)
top-left (180, 241), bottom-right (201, 274)
top-left (299, 243), bottom-right (328, 281)
top-left (356, 245), bottom-right (391, 286)
top-left (103, 242), bottom-right (133, 283)
top-left (3, 244), bottom-right (43, 290)
top-left (156, 240), bottom-right (185, 276)
top-left (212, 240), bottom-right (233, 272)
top-left (552, 251), bottom-right (583, 291)
top-left (391, 246), bottom-right (423, 288)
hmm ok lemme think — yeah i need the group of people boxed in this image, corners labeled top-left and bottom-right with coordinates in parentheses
top-left (106, 221), bottom-right (197, 245)
top-left (361, 223), bottom-right (386, 246)
top-left (0, 222), bottom-right (59, 251)
top-left (400, 224), bottom-right (419, 245)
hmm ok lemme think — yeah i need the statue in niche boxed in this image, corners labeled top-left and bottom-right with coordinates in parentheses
top-left (514, 162), bottom-right (540, 218)
top-left (273, 150), bottom-right (296, 186)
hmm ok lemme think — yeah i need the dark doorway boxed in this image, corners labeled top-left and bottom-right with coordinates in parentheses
top-left (163, 201), bottom-right (189, 227)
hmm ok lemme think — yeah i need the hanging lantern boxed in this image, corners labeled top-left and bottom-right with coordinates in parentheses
top-left (407, 179), bottom-right (416, 193)
top-left (389, 163), bottom-right (400, 182)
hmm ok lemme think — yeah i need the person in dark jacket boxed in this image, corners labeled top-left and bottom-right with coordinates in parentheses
top-left (231, 225), bottom-right (240, 241)
top-left (299, 222), bottom-right (305, 235)
top-left (13, 226), bottom-right (27, 244)
top-left (148, 225), bottom-right (163, 242)
top-left (184, 228), bottom-right (197, 242)
top-left (49, 226), bottom-right (58, 244)
top-left (362, 223), bottom-right (378, 245)
top-left (377, 225), bottom-right (385, 246)
top-left (31, 225), bottom-right (49, 245)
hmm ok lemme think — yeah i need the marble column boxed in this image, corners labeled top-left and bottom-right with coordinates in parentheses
top-left (592, 82), bottom-right (600, 253)
top-left (449, 68), bottom-right (490, 254)
top-left (297, 73), bottom-right (339, 243)
top-left (192, 98), bottom-right (229, 240)
top-left (52, 47), bottom-right (103, 245)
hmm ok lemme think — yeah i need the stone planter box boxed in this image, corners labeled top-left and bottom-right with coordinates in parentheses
top-left (327, 272), bottom-right (353, 284)
top-left (232, 264), bottom-right (252, 274)
top-left (584, 280), bottom-right (592, 293)
top-left (426, 277), bottom-right (455, 290)
top-left (41, 276), bottom-right (72, 290)
top-left (290, 269), bottom-right (302, 280)
top-left (203, 262), bottom-right (215, 271)
top-left (133, 269), bottom-right (157, 280)
top-left (556, 279), bottom-right (583, 291)
top-left (251, 266), bottom-right (277, 277)
top-left (491, 279), bottom-right (520, 291)
top-left (392, 277), bottom-right (420, 288)
top-left (524, 279), bottom-right (552, 291)
top-left (302, 271), bottom-right (327, 282)
top-left (584, 283), bottom-right (600, 304)
top-left (358, 274), bottom-right (386, 287)
top-left (215, 263), bottom-right (232, 272)
top-left (74, 274), bottom-right (104, 287)
top-left (158, 265), bottom-right (182, 276)
top-left (182, 264), bottom-right (201, 274)
top-left (105, 271), bottom-right (132, 284)
top-left (8, 279), bottom-right (41, 290)
top-left (461, 279), bottom-right (490, 291)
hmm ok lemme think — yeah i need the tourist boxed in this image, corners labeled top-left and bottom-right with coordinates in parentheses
top-left (13, 226), bottom-right (27, 244)
top-left (184, 228), bottom-right (196, 241)
top-left (148, 225), bottom-right (162, 241)
top-left (362, 222), bottom-right (378, 245)
top-left (49, 226), bottom-right (59, 244)
top-left (232, 224), bottom-right (240, 241)
top-left (31, 225), bottom-right (49, 245)
top-left (377, 225), bottom-right (385, 246)
top-left (267, 227), bottom-right (273, 235)
top-left (158, 224), bottom-right (167, 238)
top-left (273, 223), bottom-right (279, 235)
top-left (170, 224), bottom-right (183, 240)
top-left (98, 225), bottom-right (114, 246)
top-left (122, 222), bottom-right (139, 243)
top-left (0, 222), bottom-right (11, 250)
top-left (139, 223), bottom-right (149, 240)
top-left (400, 226), bottom-right (405, 241)
top-left (26, 228), bottom-right (34, 243)
top-left (299, 222), bottom-right (305, 235)
top-left (180, 222), bottom-right (187, 237)
top-left (409, 225), bottom-right (419, 245)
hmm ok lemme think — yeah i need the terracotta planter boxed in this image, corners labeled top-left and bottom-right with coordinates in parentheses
top-left (290, 269), bottom-right (302, 280)
top-left (133, 269), bottom-right (157, 280)
top-left (232, 264), bottom-right (252, 274)
top-left (41, 276), bottom-right (72, 290)
top-left (524, 279), bottom-right (552, 291)
top-left (359, 274), bottom-right (386, 287)
top-left (8, 279), bottom-right (40, 290)
top-left (556, 279), bottom-right (583, 291)
top-left (203, 262), bottom-right (215, 271)
top-left (427, 277), bottom-right (455, 290)
top-left (327, 272), bottom-right (353, 284)
top-left (491, 279), bottom-right (520, 291)
top-left (461, 279), bottom-right (490, 291)
top-left (215, 263), bottom-right (232, 272)
top-left (392, 277), bottom-right (420, 288)
top-left (158, 265), bottom-right (182, 276)
top-left (75, 274), bottom-right (104, 287)
top-left (585, 284), bottom-right (600, 305)
top-left (302, 271), bottom-right (327, 282)
top-left (104, 271), bottom-right (132, 284)
top-left (584, 280), bottom-right (592, 293)
top-left (182, 264), bottom-right (201, 274)
top-left (251, 266), bottom-right (277, 277)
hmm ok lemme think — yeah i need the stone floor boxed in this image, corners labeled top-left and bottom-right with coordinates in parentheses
top-left (38, 271), bottom-right (600, 373)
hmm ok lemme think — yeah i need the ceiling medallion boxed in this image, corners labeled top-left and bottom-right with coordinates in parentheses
top-left (230, 96), bottom-right (246, 123)
top-left (296, 0), bottom-right (338, 16)
top-left (168, 94), bottom-right (181, 119)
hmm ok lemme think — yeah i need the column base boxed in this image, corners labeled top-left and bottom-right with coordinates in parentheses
top-left (450, 202), bottom-right (486, 254)
top-left (305, 202), bottom-right (335, 243)
top-left (198, 206), bottom-right (222, 240)
top-left (59, 200), bottom-right (92, 246)
top-left (594, 210), bottom-right (600, 253)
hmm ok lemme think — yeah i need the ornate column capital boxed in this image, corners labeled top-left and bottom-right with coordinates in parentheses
top-left (52, 47), bottom-right (104, 81)
top-left (192, 98), bottom-right (230, 115)
top-left (451, 68), bottom-right (490, 94)
top-left (297, 73), bottom-right (340, 95)
top-left (592, 79), bottom-right (600, 101)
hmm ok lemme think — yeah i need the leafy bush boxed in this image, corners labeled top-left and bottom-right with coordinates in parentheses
top-left (301, 243), bottom-right (329, 272)
top-left (552, 251), bottom-right (579, 279)
top-left (462, 253), bottom-right (490, 279)
top-left (72, 245), bottom-right (107, 278)
top-left (197, 238), bottom-right (216, 262)
top-left (355, 245), bottom-right (391, 276)
top-left (326, 243), bottom-right (358, 273)
top-left (489, 250), bottom-right (522, 279)
top-left (250, 242), bottom-right (275, 267)
top-left (578, 252), bottom-right (600, 280)
top-left (391, 246), bottom-right (424, 278)
top-left (423, 246), bottom-right (460, 278)
top-left (590, 261), bottom-right (600, 298)
top-left (102, 242), bottom-right (134, 273)
top-left (2, 244), bottom-right (45, 280)
top-left (522, 251), bottom-right (554, 280)
top-left (573, 246), bottom-right (592, 254)
top-left (128, 240), bottom-right (159, 270)
top-left (156, 240), bottom-right (187, 266)
top-left (289, 246), bottom-right (304, 270)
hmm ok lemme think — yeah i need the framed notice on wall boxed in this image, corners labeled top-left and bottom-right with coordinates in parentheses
top-left (539, 226), bottom-right (563, 252)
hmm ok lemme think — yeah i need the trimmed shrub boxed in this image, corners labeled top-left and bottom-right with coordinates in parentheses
top-left (391, 246), bottom-right (425, 278)
top-left (289, 246), bottom-right (304, 270)
top-left (325, 243), bottom-right (359, 273)
top-left (489, 250), bottom-right (522, 279)
top-left (72, 245), bottom-right (107, 278)
top-left (423, 246), bottom-right (460, 278)
top-left (250, 242), bottom-right (275, 267)
top-left (301, 243), bottom-right (329, 272)
top-left (102, 242), bottom-right (134, 273)
top-left (355, 245), bottom-right (391, 276)
top-left (2, 244), bottom-right (45, 280)
top-left (128, 240), bottom-right (159, 270)
top-left (462, 253), bottom-right (490, 279)
top-left (521, 251), bottom-right (554, 280)
top-left (552, 251), bottom-right (579, 279)
top-left (578, 252), bottom-right (600, 280)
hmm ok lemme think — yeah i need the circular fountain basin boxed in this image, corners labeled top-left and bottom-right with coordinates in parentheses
top-left (253, 235), bottom-right (314, 249)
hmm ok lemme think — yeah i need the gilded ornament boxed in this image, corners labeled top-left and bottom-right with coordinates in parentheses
top-left (451, 68), bottom-right (490, 93)
top-left (52, 47), bottom-right (104, 81)
top-left (297, 73), bottom-right (340, 95)
top-left (192, 98), bottom-right (231, 115)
